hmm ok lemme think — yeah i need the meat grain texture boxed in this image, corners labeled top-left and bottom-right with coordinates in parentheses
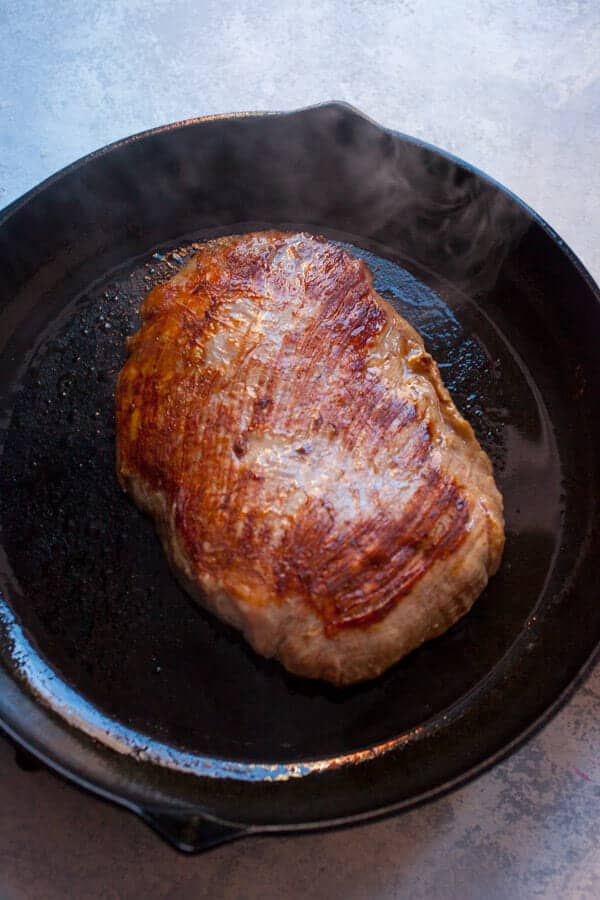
top-left (116, 232), bottom-right (504, 686)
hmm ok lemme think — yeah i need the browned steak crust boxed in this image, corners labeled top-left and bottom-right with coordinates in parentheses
top-left (116, 232), bottom-right (504, 685)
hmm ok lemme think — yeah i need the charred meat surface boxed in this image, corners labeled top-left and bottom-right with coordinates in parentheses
top-left (116, 232), bottom-right (504, 685)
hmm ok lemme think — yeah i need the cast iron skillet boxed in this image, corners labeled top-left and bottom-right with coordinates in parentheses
top-left (0, 103), bottom-right (598, 853)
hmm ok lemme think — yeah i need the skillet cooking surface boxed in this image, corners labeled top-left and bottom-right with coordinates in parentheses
top-left (0, 235), bottom-right (559, 759)
top-left (0, 104), bottom-right (598, 850)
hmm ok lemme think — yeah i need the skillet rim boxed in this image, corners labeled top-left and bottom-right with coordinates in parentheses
top-left (1, 101), bottom-right (598, 302)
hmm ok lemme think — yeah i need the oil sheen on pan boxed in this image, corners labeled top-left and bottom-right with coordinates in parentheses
top-left (116, 231), bottom-right (504, 686)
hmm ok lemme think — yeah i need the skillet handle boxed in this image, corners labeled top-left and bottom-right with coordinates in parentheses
top-left (141, 807), bottom-right (248, 853)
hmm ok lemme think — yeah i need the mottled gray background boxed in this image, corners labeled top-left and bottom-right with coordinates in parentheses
top-left (0, 1), bottom-right (599, 898)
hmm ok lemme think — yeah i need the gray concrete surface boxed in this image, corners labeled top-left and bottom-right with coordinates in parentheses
top-left (0, 1), bottom-right (599, 898)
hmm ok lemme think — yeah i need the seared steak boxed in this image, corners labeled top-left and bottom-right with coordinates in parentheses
top-left (116, 232), bottom-right (504, 685)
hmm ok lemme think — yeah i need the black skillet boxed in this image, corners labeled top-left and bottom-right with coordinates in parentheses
top-left (0, 103), bottom-right (598, 852)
